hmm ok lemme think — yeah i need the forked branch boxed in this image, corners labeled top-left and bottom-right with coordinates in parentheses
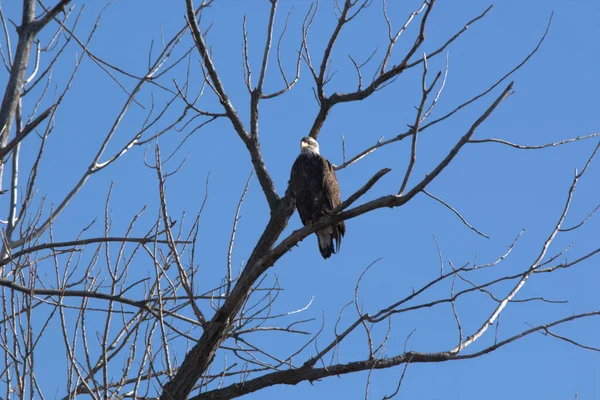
top-left (185, 0), bottom-right (279, 208)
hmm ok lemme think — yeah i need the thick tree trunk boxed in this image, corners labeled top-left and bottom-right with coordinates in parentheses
top-left (160, 196), bottom-right (296, 399)
top-left (0, 23), bottom-right (36, 190)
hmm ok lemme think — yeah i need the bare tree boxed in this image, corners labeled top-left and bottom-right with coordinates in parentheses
top-left (0, 0), bottom-right (598, 399)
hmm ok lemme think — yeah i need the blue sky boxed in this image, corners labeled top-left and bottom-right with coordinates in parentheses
top-left (1, 0), bottom-right (599, 398)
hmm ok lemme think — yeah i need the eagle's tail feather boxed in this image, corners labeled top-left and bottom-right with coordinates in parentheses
top-left (317, 230), bottom-right (334, 259)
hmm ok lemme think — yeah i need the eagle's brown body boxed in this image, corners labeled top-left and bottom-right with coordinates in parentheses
top-left (289, 137), bottom-right (345, 259)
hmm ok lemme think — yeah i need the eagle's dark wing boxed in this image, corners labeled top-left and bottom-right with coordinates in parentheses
top-left (321, 158), bottom-right (341, 212)
top-left (321, 158), bottom-right (346, 247)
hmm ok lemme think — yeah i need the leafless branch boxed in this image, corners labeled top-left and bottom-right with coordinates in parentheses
top-left (155, 144), bottom-right (206, 326)
top-left (470, 133), bottom-right (600, 149)
top-left (423, 190), bottom-right (489, 239)
top-left (185, 0), bottom-right (279, 209)
top-left (192, 311), bottom-right (600, 400)
top-left (451, 141), bottom-right (600, 354)
top-left (559, 202), bottom-right (600, 232)
top-left (227, 171), bottom-right (253, 297)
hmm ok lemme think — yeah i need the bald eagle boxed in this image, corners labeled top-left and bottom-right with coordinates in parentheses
top-left (289, 137), bottom-right (345, 259)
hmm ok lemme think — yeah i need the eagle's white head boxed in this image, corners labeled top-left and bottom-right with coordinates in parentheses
top-left (300, 136), bottom-right (320, 155)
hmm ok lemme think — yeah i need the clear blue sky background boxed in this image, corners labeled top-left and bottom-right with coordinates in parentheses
top-left (2, 0), bottom-right (599, 398)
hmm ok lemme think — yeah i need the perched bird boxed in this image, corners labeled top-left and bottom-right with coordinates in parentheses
top-left (289, 136), bottom-right (345, 259)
